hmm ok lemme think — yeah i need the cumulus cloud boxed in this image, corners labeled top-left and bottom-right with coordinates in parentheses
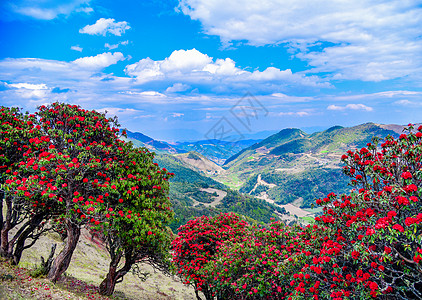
top-left (73, 52), bottom-right (125, 69)
top-left (327, 104), bottom-right (373, 112)
top-left (4, 82), bottom-right (51, 99)
top-left (178, 0), bottom-right (422, 82)
top-left (125, 48), bottom-right (328, 90)
top-left (6, 0), bottom-right (92, 20)
top-left (80, 18), bottom-right (130, 36)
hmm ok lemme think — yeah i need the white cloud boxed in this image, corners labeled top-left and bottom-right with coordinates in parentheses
top-left (8, 83), bottom-right (48, 90)
top-left (394, 100), bottom-right (413, 106)
top-left (327, 104), bottom-right (373, 111)
top-left (278, 111), bottom-right (310, 117)
top-left (80, 18), bottom-right (130, 36)
top-left (105, 40), bottom-right (129, 50)
top-left (161, 49), bottom-right (212, 72)
top-left (96, 107), bottom-right (142, 117)
top-left (171, 113), bottom-right (184, 118)
top-left (166, 83), bottom-right (191, 93)
top-left (71, 45), bottom-right (83, 52)
top-left (178, 0), bottom-right (422, 82)
top-left (4, 82), bottom-right (51, 99)
top-left (125, 48), bottom-right (328, 89)
top-left (7, 0), bottom-right (92, 20)
top-left (73, 52), bottom-right (125, 69)
top-left (139, 91), bottom-right (165, 97)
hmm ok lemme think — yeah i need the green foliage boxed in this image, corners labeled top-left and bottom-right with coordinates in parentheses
top-left (269, 138), bottom-right (312, 155)
top-left (250, 184), bottom-right (269, 196)
top-left (224, 128), bottom-right (305, 166)
top-left (155, 154), bottom-right (286, 231)
top-left (186, 152), bottom-right (201, 160)
top-left (239, 174), bottom-right (258, 194)
top-left (218, 190), bottom-right (285, 223)
top-left (263, 168), bottom-right (350, 207)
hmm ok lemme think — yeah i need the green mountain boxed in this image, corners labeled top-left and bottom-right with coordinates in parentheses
top-left (220, 123), bottom-right (400, 208)
top-left (125, 130), bottom-right (181, 153)
top-left (125, 129), bottom-right (261, 164)
top-left (154, 154), bottom-right (286, 231)
top-left (175, 139), bottom-right (261, 164)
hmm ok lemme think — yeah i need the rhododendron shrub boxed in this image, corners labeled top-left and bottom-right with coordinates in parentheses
top-left (172, 213), bottom-right (248, 300)
top-left (0, 106), bottom-right (48, 264)
top-left (290, 125), bottom-right (422, 299)
top-left (97, 146), bottom-right (175, 296)
top-left (205, 222), bottom-right (327, 299)
top-left (5, 103), bottom-right (133, 282)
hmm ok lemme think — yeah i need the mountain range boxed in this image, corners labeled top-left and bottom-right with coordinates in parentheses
top-left (126, 122), bottom-right (405, 225)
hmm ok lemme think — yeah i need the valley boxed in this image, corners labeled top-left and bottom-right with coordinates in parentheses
top-left (127, 122), bottom-right (402, 225)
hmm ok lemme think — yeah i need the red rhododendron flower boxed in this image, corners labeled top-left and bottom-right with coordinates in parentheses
top-left (401, 171), bottom-right (412, 179)
top-left (392, 224), bottom-right (404, 232)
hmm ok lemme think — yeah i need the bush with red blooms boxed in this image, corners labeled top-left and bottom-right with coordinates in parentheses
top-left (3, 103), bottom-right (175, 287)
top-left (172, 213), bottom-right (249, 300)
top-left (173, 124), bottom-right (422, 300)
top-left (5, 102), bottom-right (128, 281)
top-left (203, 222), bottom-right (327, 299)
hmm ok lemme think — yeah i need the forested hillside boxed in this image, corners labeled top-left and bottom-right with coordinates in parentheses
top-left (154, 154), bottom-right (286, 231)
top-left (221, 123), bottom-right (400, 208)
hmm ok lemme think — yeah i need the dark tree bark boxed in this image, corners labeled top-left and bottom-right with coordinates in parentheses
top-left (12, 212), bottom-right (46, 265)
top-left (47, 219), bottom-right (81, 282)
top-left (0, 190), bottom-right (4, 248)
top-left (98, 251), bottom-right (132, 296)
top-left (0, 195), bottom-right (13, 259)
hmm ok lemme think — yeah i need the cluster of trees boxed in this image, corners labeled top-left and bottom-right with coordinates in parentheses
top-left (173, 125), bottom-right (422, 299)
top-left (0, 103), bottom-right (174, 295)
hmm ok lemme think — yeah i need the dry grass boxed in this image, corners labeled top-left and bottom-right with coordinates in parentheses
top-left (1, 229), bottom-right (197, 300)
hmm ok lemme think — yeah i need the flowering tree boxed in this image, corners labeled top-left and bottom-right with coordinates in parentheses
top-left (96, 146), bottom-right (175, 295)
top-left (0, 106), bottom-right (49, 264)
top-left (172, 213), bottom-right (248, 300)
top-left (6, 103), bottom-right (130, 281)
top-left (205, 222), bottom-right (327, 299)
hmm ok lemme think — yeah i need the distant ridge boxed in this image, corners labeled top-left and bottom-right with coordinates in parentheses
top-left (218, 122), bottom-right (401, 209)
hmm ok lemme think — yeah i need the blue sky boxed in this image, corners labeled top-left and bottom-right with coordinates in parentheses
top-left (0, 0), bottom-right (421, 141)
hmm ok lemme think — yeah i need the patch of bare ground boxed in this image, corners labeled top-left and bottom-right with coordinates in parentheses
top-left (3, 228), bottom-right (197, 300)
top-left (192, 188), bottom-right (227, 207)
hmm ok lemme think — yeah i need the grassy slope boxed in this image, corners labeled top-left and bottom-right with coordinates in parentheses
top-left (0, 229), bottom-right (196, 300)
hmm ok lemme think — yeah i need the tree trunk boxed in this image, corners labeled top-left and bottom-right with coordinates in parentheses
top-left (98, 251), bottom-right (131, 296)
top-left (47, 220), bottom-right (80, 282)
top-left (12, 212), bottom-right (45, 265)
top-left (0, 190), bottom-right (4, 248)
top-left (98, 265), bottom-right (119, 296)
top-left (0, 195), bottom-right (12, 259)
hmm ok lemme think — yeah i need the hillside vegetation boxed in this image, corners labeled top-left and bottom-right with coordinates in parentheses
top-left (154, 154), bottom-right (286, 231)
top-left (221, 123), bottom-right (399, 208)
